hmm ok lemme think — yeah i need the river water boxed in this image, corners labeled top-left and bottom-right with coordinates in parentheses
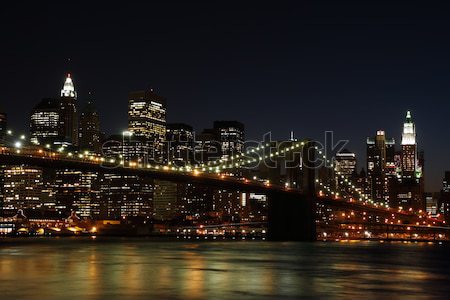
top-left (1, 238), bottom-right (449, 299)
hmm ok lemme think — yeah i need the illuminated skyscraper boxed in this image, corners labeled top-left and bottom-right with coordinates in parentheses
top-left (366, 130), bottom-right (395, 204)
top-left (439, 172), bottom-right (450, 222)
top-left (1, 166), bottom-right (45, 212)
top-left (79, 99), bottom-right (102, 153)
top-left (30, 74), bottom-right (79, 147)
top-left (401, 111), bottom-right (420, 179)
top-left (390, 111), bottom-right (424, 210)
top-left (99, 173), bottom-right (153, 219)
top-left (335, 149), bottom-right (357, 177)
top-left (59, 74), bottom-right (79, 146)
top-left (30, 98), bottom-right (63, 146)
top-left (213, 121), bottom-right (245, 160)
top-left (54, 169), bottom-right (100, 217)
top-left (166, 123), bottom-right (194, 166)
top-left (128, 89), bottom-right (166, 163)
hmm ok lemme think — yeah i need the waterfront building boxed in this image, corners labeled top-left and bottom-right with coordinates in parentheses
top-left (1, 166), bottom-right (45, 211)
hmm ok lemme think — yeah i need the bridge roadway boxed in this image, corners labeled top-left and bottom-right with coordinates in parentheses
top-left (0, 151), bottom-right (442, 241)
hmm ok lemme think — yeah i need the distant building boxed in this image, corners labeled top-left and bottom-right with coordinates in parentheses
top-left (391, 111), bottom-right (424, 210)
top-left (79, 99), bottom-right (102, 154)
top-left (439, 171), bottom-right (450, 222)
top-left (30, 98), bottom-right (63, 146)
top-left (59, 74), bottom-right (79, 146)
top-left (128, 89), bottom-right (166, 163)
top-left (213, 121), bottom-right (245, 160)
top-left (335, 149), bottom-right (357, 195)
top-left (335, 149), bottom-right (357, 177)
top-left (366, 130), bottom-right (395, 204)
top-left (194, 128), bottom-right (221, 163)
top-left (401, 111), bottom-right (421, 179)
top-left (166, 123), bottom-right (194, 166)
top-left (30, 74), bottom-right (79, 147)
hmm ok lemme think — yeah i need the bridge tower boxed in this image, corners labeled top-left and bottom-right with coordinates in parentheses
top-left (267, 141), bottom-right (317, 241)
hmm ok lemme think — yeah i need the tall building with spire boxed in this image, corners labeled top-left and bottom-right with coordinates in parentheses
top-left (79, 98), bottom-right (102, 153)
top-left (59, 74), bottom-right (78, 146)
top-left (390, 111), bottom-right (424, 210)
top-left (401, 111), bottom-right (421, 179)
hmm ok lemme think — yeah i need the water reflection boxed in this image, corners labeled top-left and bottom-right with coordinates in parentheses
top-left (1, 238), bottom-right (450, 299)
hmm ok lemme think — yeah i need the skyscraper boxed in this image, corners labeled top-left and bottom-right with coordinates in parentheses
top-left (401, 111), bottom-right (420, 179)
top-left (30, 98), bottom-right (63, 146)
top-left (335, 149), bottom-right (357, 177)
top-left (79, 99), bottom-right (102, 153)
top-left (2, 166), bottom-right (45, 212)
top-left (439, 171), bottom-right (450, 222)
top-left (59, 74), bottom-right (79, 146)
top-left (366, 130), bottom-right (395, 204)
top-left (213, 121), bottom-right (245, 160)
top-left (128, 89), bottom-right (166, 163)
top-left (30, 74), bottom-right (79, 147)
top-left (389, 111), bottom-right (424, 210)
top-left (166, 123), bottom-right (194, 166)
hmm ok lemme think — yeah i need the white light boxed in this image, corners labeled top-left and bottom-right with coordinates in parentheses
top-left (14, 141), bottom-right (22, 148)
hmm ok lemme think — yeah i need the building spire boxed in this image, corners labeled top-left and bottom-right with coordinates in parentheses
top-left (401, 110), bottom-right (416, 145)
top-left (61, 73), bottom-right (77, 99)
top-left (406, 110), bottom-right (412, 122)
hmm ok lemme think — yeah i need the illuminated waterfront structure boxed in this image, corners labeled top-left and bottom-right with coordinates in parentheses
top-left (99, 173), bottom-right (153, 219)
top-left (128, 89), bottom-right (166, 163)
top-left (1, 166), bottom-right (46, 211)
top-left (54, 169), bottom-right (100, 217)
top-left (79, 99), bottom-right (102, 154)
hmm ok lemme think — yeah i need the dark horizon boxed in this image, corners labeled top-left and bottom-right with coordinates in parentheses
top-left (1, 1), bottom-right (450, 191)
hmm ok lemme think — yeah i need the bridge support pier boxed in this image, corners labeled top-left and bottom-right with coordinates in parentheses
top-left (267, 191), bottom-right (316, 241)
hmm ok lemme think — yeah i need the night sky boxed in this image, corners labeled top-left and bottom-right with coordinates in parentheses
top-left (1, 1), bottom-right (450, 191)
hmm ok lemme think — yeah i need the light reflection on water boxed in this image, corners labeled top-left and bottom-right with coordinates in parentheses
top-left (1, 238), bottom-right (449, 300)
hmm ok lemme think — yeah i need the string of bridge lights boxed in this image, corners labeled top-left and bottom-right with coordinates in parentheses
top-left (0, 129), bottom-right (444, 223)
top-left (193, 141), bottom-right (307, 172)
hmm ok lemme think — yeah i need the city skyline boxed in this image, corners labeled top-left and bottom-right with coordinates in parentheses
top-left (2, 2), bottom-right (450, 191)
top-left (1, 72), bottom-right (446, 193)
top-left (2, 3), bottom-right (450, 299)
